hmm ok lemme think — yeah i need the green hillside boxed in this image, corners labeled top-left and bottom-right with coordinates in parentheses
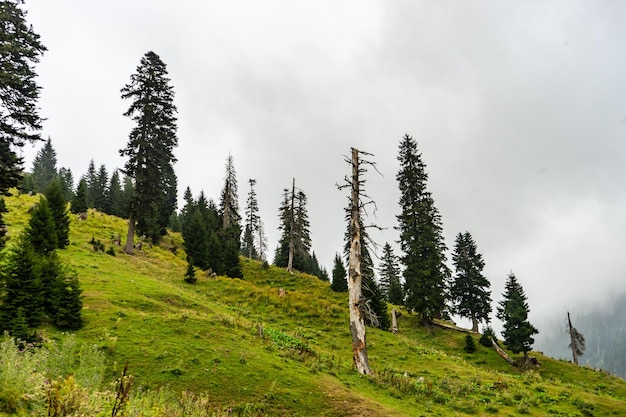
top-left (2, 192), bottom-right (626, 416)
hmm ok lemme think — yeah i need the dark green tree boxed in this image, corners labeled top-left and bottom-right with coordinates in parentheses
top-left (57, 167), bottom-right (74, 201)
top-left (378, 242), bottom-right (403, 304)
top-left (0, 197), bottom-right (7, 249)
top-left (158, 163), bottom-right (177, 237)
top-left (450, 231), bottom-right (492, 332)
top-left (107, 170), bottom-right (125, 217)
top-left (93, 164), bottom-right (109, 212)
top-left (219, 155), bottom-right (242, 278)
top-left (496, 273), bottom-right (538, 363)
top-left (0, 235), bottom-right (45, 333)
top-left (184, 258), bottom-right (197, 284)
top-left (53, 272), bottom-right (83, 330)
top-left (44, 180), bottom-right (70, 248)
top-left (0, 0), bottom-right (46, 195)
top-left (26, 197), bottom-right (57, 254)
top-left (84, 159), bottom-right (98, 207)
top-left (330, 253), bottom-right (348, 292)
top-left (479, 325), bottom-right (498, 348)
top-left (31, 136), bottom-right (58, 193)
top-left (183, 207), bottom-right (210, 270)
top-left (274, 182), bottom-right (312, 273)
top-left (119, 51), bottom-right (178, 253)
top-left (242, 178), bottom-right (263, 260)
top-left (396, 134), bottom-right (450, 325)
top-left (71, 177), bottom-right (89, 214)
top-left (464, 334), bottom-right (477, 353)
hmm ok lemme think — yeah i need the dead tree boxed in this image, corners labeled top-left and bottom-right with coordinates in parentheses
top-left (392, 309), bottom-right (398, 334)
top-left (567, 311), bottom-right (585, 365)
top-left (287, 178), bottom-right (296, 273)
top-left (338, 147), bottom-right (380, 375)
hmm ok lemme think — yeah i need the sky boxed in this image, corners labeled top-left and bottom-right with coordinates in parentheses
top-left (18, 0), bottom-right (626, 343)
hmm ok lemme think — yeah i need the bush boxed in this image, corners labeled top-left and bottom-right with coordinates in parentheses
top-left (480, 326), bottom-right (497, 348)
top-left (464, 334), bottom-right (476, 353)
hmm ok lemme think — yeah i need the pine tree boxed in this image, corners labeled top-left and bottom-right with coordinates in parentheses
top-left (0, 197), bottom-right (8, 250)
top-left (331, 253), bottom-right (348, 292)
top-left (84, 159), bottom-right (98, 207)
top-left (119, 51), bottom-right (178, 253)
top-left (274, 181), bottom-right (313, 273)
top-left (242, 179), bottom-right (263, 260)
top-left (567, 311), bottom-right (585, 365)
top-left (58, 167), bottom-right (74, 201)
top-left (31, 136), bottom-right (58, 193)
top-left (107, 170), bottom-right (124, 217)
top-left (0, 0), bottom-right (46, 195)
top-left (27, 197), bottom-right (57, 254)
top-left (93, 164), bottom-right (109, 212)
top-left (396, 134), bottom-right (450, 325)
top-left (71, 178), bottom-right (89, 214)
top-left (496, 273), bottom-right (538, 363)
top-left (184, 208), bottom-right (210, 270)
top-left (220, 154), bottom-right (240, 231)
top-left (378, 242), bottom-right (403, 304)
top-left (44, 180), bottom-right (70, 249)
top-left (450, 231), bottom-right (492, 332)
top-left (184, 258), bottom-right (197, 284)
top-left (53, 272), bottom-right (83, 330)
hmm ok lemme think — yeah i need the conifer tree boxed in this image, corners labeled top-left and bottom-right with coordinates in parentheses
top-left (27, 197), bottom-right (57, 254)
top-left (184, 207), bottom-right (210, 270)
top-left (331, 253), bottom-right (348, 292)
top-left (93, 164), bottom-right (109, 212)
top-left (53, 272), bottom-right (83, 330)
top-left (567, 311), bottom-right (585, 366)
top-left (450, 231), bottom-right (492, 332)
top-left (496, 273), bottom-right (538, 363)
top-left (274, 181), bottom-right (313, 272)
top-left (0, 0), bottom-right (46, 195)
top-left (84, 160), bottom-right (98, 207)
top-left (378, 242), bottom-right (403, 304)
top-left (107, 170), bottom-right (124, 217)
top-left (0, 197), bottom-right (8, 250)
top-left (58, 167), bottom-right (74, 201)
top-left (31, 137), bottom-right (58, 193)
top-left (71, 178), bottom-right (89, 214)
top-left (44, 180), bottom-right (70, 249)
top-left (219, 155), bottom-right (242, 277)
top-left (396, 134), bottom-right (450, 325)
top-left (242, 179), bottom-right (263, 260)
top-left (120, 51), bottom-right (178, 253)
top-left (184, 258), bottom-right (197, 284)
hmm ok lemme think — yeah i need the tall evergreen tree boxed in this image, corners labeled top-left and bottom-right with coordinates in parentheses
top-left (396, 134), bottom-right (450, 325)
top-left (57, 167), bottom-right (74, 201)
top-left (71, 177), bottom-right (89, 214)
top-left (44, 180), bottom-right (70, 249)
top-left (0, 0), bottom-right (46, 195)
top-left (378, 242), bottom-right (404, 305)
top-left (26, 197), bottom-right (57, 254)
top-left (331, 253), bottom-right (348, 292)
top-left (53, 272), bottom-right (83, 330)
top-left (274, 182), bottom-right (312, 273)
top-left (120, 51), bottom-right (178, 252)
top-left (218, 155), bottom-right (242, 278)
top-left (0, 197), bottom-right (8, 250)
top-left (31, 136), bottom-right (58, 193)
top-left (107, 170), bottom-right (124, 217)
top-left (84, 159), bottom-right (98, 207)
top-left (184, 207), bottom-right (210, 270)
top-left (450, 231), bottom-right (492, 332)
top-left (93, 164), bottom-right (109, 212)
top-left (242, 179), bottom-right (263, 260)
top-left (496, 273), bottom-right (538, 363)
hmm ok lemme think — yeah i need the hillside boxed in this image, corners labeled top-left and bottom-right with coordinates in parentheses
top-left (3, 192), bottom-right (626, 416)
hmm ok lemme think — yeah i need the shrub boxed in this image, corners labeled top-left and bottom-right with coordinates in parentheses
top-left (464, 334), bottom-right (477, 353)
top-left (479, 326), bottom-right (497, 348)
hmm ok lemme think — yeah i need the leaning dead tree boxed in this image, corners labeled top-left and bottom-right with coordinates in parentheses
top-left (337, 147), bottom-right (380, 375)
top-left (566, 311), bottom-right (585, 365)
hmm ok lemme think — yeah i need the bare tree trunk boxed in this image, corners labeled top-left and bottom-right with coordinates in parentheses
top-left (124, 215), bottom-right (135, 255)
top-left (392, 309), bottom-right (398, 334)
top-left (287, 178), bottom-right (295, 273)
top-left (348, 148), bottom-right (371, 375)
top-left (471, 315), bottom-right (479, 333)
top-left (492, 338), bottom-right (516, 366)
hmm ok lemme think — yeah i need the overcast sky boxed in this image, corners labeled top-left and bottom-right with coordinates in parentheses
top-left (20, 1), bottom-right (626, 341)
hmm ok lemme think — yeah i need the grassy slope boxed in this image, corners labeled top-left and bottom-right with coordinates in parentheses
top-left (4, 192), bottom-right (626, 416)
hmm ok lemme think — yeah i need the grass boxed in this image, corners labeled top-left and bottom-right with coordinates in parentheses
top-left (2, 191), bottom-right (626, 416)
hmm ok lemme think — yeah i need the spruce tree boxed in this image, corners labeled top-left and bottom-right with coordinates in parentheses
top-left (58, 167), bottom-right (74, 201)
top-left (496, 273), bottom-right (538, 363)
top-left (107, 170), bottom-right (124, 217)
top-left (0, 197), bottom-right (8, 250)
top-left (378, 242), bottom-right (403, 304)
top-left (331, 253), bottom-right (348, 292)
top-left (71, 178), bottom-right (89, 214)
top-left (120, 51), bottom-right (178, 252)
top-left (396, 134), bottom-right (450, 325)
top-left (84, 159), bottom-right (98, 207)
top-left (184, 208), bottom-right (210, 270)
top-left (184, 258), bottom-right (197, 284)
top-left (27, 197), bottom-right (57, 254)
top-left (242, 179), bottom-right (264, 260)
top-left (44, 180), bottom-right (70, 249)
top-left (450, 231), bottom-right (492, 332)
top-left (274, 183), bottom-right (313, 272)
top-left (0, 0), bottom-right (46, 195)
top-left (93, 164), bottom-right (109, 212)
top-left (31, 136), bottom-right (58, 193)
top-left (218, 155), bottom-right (242, 278)
top-left (53, 272), bottom-right (83, 330)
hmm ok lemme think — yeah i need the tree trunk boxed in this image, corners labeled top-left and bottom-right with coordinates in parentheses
top-left (492, 338), bottom-right (516, 366)
top-left (567, 311), bottom-right (578, 365)
top-left (124, 215), bottom-right (135, 255)
top-left (391, 308), bottom-right (398, 334)
top-left (471, 315), bottom-right (479, 333)
top-left (348, 148), bottom-right (371, 375)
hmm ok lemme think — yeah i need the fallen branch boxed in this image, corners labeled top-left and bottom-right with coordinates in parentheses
top-left (492, 338), bottom-right (516, 366)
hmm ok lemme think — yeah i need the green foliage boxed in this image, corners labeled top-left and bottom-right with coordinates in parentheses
top-left (480, 326), bottom-right (497, 348)
top-left (71, 178), bottom-right (89, 214)
top-left (27, 197), bottom-right (57, 254)
top-left (32, 136), bottom-right (58, 193)
top-left (45, 179), bottom-right (71, 248)
top-left (89, 236), bottom-right (105, 252)
top-left (378, 242), bottom-right (403, 304)
top-left (330, 252), bottom-right (348, 292)
top-left (396, 134), bottom-right (450, 324)
top-left (120, 51), bottom-right (178, 244)
top-left (496, 273), bottom-right (538, 358)
top-left (450, 231), bottom-right (492, 331)
top-left (0, 197), bottom-right (7, 249)
top-left (464, 334), bottom-right (477, 353)
top-left (184, 259), bottom-right (197, 284)
top-left (0, 0), bottom-right (47, 194)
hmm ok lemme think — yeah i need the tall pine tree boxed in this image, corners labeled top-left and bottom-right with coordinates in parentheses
top-left (450, 231), bottom-right (492, 332)
top-left (44, 180), bottom-right (70, 249)
top-left (31, 136), bottom-right (58, 193)
top-left (496, 273), bottom-right (538, 363)
top-left (120, 51), bottom-right (178, 252)
top-left (219, 155), bottom-right (242, 278)
top-left (0, 0), bottom-right (46, 195)
top-left (71, 177), bottom-right (89, 214)
top-left (396, 134), bottom-right (450, 325)
top-left (330, 253), bottom-right (348, 292)
top-left (378, 242), bottom-right (404, 305)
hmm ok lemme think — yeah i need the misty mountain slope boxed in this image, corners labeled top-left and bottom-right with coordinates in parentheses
top-left (3, 192), bottom-right (626, 416)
